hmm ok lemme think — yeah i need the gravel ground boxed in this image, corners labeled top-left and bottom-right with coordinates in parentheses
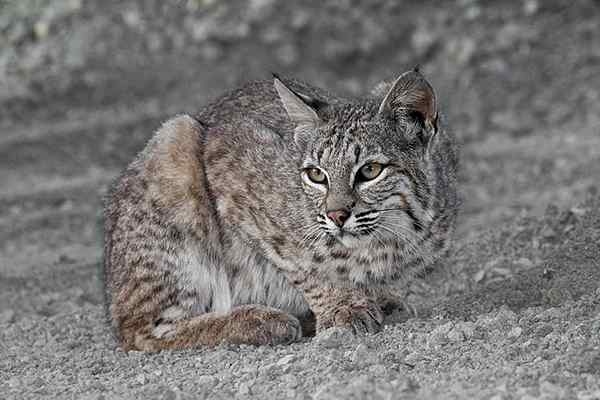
top-left (1, 1), bottom-right (599, 399)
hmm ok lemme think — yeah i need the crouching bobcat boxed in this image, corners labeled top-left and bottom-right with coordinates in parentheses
top-left (103, 68), bottom-right (458, 351)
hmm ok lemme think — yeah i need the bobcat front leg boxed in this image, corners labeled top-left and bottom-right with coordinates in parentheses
top-left (120, 304), bottom-right (302, 352)
top-left (303, 285), bottom-right (384, 334)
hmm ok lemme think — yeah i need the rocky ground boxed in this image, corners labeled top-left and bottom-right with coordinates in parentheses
top-left (1, 1), bottom-right (599, 399)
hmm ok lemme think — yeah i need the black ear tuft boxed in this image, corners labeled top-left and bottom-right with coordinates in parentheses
top-left (192, 116), bottom-right (209, 130)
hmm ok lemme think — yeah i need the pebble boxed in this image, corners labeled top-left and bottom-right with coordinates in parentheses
top-left (33, 21), bottom-right (49, 40)
top-left (197, 375), bottom-right (217, 387)
top-left (351, 344), bottom-right (379, 366)
top-left (277, 354), bottom-right (296, 366)
top-left (534, 324), bottom-right (554, 338)
top-left (314, 327), bottom-right (355, 348)
top-left (515, 257), bottom-right (534, 268)
top-left (459, 322), bottom-right (476, 339)
top-left (0, 309), bottom-right (16, 324)
top-left (539, 381), bottom-right (567, 397)
top-left (523, 0), bottom-right (539, 16)
top-left (509, 327), bottom-right (523, 338)
top-left (447, 327), bottom-right (466, 342)
top-left (237, 382), bottom-right (251, 395)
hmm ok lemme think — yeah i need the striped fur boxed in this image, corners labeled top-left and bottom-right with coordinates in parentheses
top-left (103, 70), bottom-right (458, 351)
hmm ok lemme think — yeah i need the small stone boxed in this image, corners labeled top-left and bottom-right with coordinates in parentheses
top-left (515, 258), bottom-right (534, 268)
top-left (197, 375), bottom-right (217, 387)
top-left (404, 352), bottom-right (421, 365)
top-left (237, 382), bottom-right (251, 395)
top-left (314, 327), bottom-right (354, 348)
top-left (33, 21), bottom-right (49, 40)
top-left (577, 389), bottom-right (600, 400)
top-left (277, 354), bottom-right (296, 366)
top-left (496, 306), bottom-right (518, 324)
top-left (508, 327), bottom-right (523, 338)
top-left (473, 269), bottom-right (487, 283)
top-left (7, 377), bottom-right (20, 388)
top-left (539, 381), bottom-right (562, 394)
top-left (447, 327), bottom-right (465, 342)
top-left (281, 373), bottom-right (299, 388)
top-left (569, 207), bottom-right (588, 217)
top-left (537, 307), bottom-right (562, 321)
top-left (534, 324), bottom-right (554, 338)
top-left (135, 374), bottom-right (146, 385)
top-left (523, 0), bottom-right (539, 16)
top-left (520, 395), bottom-right (538, 400)
top-left (122, 10), bottom-right (142, 28)
top-left (351, 344), bottom-right (378, 366)
top-left (437, 321), bottom-right (454, 335)
top-left (395, 378), bottom-right (420, 393)
top-left (368, 364), bottom-right (386, 375)
top-left (541, 226), bottom-right (557, 239)
top-left (465, 5), bottom-right (481, 20)
top-left (459, 322), bottom-right (476, 339)
top-left (0, 309), bottom-right (15, 324)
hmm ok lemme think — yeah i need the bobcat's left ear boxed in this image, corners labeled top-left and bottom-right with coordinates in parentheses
top-left (378, 69), bottom-right (438, 149)
top-left (273, 75), bottom-right (326, 148)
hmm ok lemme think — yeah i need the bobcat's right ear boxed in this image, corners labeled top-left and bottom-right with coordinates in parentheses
top-left (273, 75), bottom-right (324, 148)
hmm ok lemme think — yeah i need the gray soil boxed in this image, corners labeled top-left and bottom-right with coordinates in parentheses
top-left (1, 1), bottom-right (599, 399)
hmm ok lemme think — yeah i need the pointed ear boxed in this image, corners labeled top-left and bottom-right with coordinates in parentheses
top-left (378, 69), bottom-right (438, 143)
top-left (273, 76), bottom-right (324, 147)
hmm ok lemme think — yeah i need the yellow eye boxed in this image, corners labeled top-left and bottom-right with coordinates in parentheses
top-left (306, 168), bottom-right (327, 184)
top-left (359, 162), bottom-right (383, 181)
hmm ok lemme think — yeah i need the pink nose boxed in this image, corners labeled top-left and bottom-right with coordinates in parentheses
top-left (327, 209), bottom-right (350, 227)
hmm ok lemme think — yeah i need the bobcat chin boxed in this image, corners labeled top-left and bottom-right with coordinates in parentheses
top-left (103, 69), bottom-right (458, 351)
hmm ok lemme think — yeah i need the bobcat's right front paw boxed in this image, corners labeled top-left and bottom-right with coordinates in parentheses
top-left (225, 305), bottom-right (302, 346)
top-left (317, 299), bottom-right (383, 335)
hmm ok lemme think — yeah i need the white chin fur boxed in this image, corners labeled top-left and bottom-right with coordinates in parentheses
top-left (336, 233), bottom-right (363, 248)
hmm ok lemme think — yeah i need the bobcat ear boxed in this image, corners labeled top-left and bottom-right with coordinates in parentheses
top-left (273, 75), bottom-right (324, 147)
top-left (378, 69), bottom-right (438, 143)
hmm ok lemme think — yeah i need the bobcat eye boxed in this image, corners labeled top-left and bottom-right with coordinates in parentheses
top-left (305, 167), bottom-right (327, 184)
top-left (358, 162), bottom-right (384, 181)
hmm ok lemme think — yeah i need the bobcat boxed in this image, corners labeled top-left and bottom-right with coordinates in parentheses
top-left (103, 68), bottom-right (458, 351)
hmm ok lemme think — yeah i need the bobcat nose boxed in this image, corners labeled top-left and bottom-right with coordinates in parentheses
top-left (326, 209), bottom-right (350, 227)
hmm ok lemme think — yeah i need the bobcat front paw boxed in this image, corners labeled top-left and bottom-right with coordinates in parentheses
top-left (317, 300), bottom-right (383, 335)
top-left (225, 305), bottom-right (302, 346)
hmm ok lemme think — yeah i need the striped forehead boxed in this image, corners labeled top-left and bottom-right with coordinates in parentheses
top-left (311, 126), bottom-right (380, 173)
top-left (307, 103), bottom-right (383, 168)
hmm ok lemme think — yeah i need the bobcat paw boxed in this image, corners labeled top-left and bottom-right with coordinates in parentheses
top-left (226, 305), bottom-right (302, 346)
top-left (151, 306), bottom-right (188, 339)
top-left (317, 300), bottom-right (383, 335)
top-left (152, 322), bottom-right (177, 339)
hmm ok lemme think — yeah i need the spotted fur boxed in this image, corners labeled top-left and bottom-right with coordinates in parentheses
top-left (103, 70), bottom-right (458, 351)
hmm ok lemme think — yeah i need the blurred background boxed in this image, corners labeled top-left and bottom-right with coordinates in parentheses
top-left (1, 0), bottom-right (599, 318)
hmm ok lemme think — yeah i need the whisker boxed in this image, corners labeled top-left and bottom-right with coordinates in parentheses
top-left (378, 212), bottom-right (430, 231)
top-left (376, 222), bottom-right (433, 264)
top-left (301, 221), bottom-right (326, 249)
